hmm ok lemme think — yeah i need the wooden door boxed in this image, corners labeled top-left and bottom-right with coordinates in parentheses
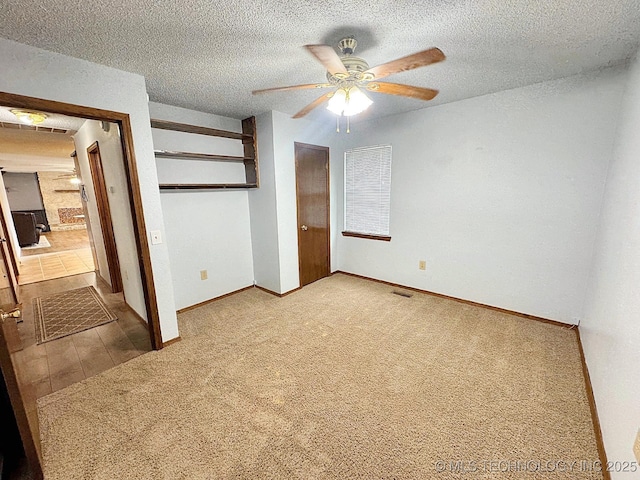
top-left (0, 202), bottom-right (19, 306)
top-left (295, 143), bottom-right (330, 287)
top-left (0, 234), bottom-right (43, 478)
top-left (87, 142), bottom-right (123, 293)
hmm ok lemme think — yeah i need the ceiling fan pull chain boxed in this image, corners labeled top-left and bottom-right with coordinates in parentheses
top-left (346, 115), bottom-right (350, 134)
top-left (336, 116), bottom-right (340, 133)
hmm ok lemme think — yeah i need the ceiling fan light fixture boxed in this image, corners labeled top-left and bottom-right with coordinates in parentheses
top-left (326, 86), bottom-right (373, 117)
top-left (327, 88), bottom-right (347, 115)
top-left (10, 109), bottom-right (48, 125)
top-left (256, 38), bottom-right (444, 121)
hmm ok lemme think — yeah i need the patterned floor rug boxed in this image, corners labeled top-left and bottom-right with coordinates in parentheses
top-left (34, 286), bottom-right (117, 344)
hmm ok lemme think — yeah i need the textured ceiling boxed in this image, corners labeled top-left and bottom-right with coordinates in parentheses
top-left (1, 0), bottom-right (639, 121)
top-left (0, 107), bottom-right (86, 172)
top-left (0, 128), bottom-right (75, 173)
top-left (0, 106), bottom-right (86, 133)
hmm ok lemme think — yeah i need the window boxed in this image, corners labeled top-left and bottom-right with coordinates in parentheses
top-left (343, 145), bottom-right (392, 241)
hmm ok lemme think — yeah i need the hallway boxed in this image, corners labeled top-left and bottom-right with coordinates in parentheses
top-left (13, 272), bottom-right (151, 399)
top-left (18, 230), bottom-right (95, 285)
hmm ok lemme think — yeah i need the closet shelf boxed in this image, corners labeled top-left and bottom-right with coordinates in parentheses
top-left (152, 116), bottom-right (258, 191)
top-left (154, 150), bottom-right (251, 162)
top-left (150, 119), bottom-right (251, 140)
top-left (159, 183), bottom-right (258, 191)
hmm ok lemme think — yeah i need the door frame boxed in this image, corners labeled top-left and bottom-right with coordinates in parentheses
top-left (0, 316), bottom-right (43, 479)
top-left (0, 203), bottom-right (20, 280)
top-left (294, 142), bottom-right (331, 287)
top-left (0, 204), bottom-right (19, 304)
top-left (0, 91), bottom-right (163, 350)
top-left (86, 141), bottom-right (123, 293)
top-left (73, 151), bottom-right (100, 270)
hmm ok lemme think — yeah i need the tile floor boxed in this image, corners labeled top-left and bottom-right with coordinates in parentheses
top-left (13, 272), bottom-right (152, 398)
top-left (18, 230), bottom-right (95, 285)
top-left (18, 248), bottom-right (95, 285)
top-left (20, 229), bottom-right (91, 257)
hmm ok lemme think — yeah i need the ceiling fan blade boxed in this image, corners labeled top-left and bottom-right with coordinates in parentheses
top-left (365, 48), bottom-right (445, 80)
top-left (252, 83), bottom-right (332, 95)
top-left (304, 45), bottom-right (348, 75)
top-left (292, 92), bottom-right (333, 119)
top-left (366, 82), bottom-right (439, 101)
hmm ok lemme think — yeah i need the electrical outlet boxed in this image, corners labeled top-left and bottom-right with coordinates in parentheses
top-left (200, 270), bottom-right (208, 281)
top-left (150, 230), bottom-right (162, 245)
top-left (419, 260), bottom-right (426, 271)
top-left (633, 428), bottom-right (640, 463)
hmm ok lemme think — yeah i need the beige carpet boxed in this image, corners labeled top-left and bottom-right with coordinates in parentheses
top-left (37, 274), bottom-right (602, 479)
top-left (34, 286), bottom-right (117, 344)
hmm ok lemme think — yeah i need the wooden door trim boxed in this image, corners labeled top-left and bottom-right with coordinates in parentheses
top-left (0, 318), bottom-right (43, 479)
top-left (87, 141), bottom-right (123, 294)
top-left (0, 202), bottom-right (19, 304)
top-left (0, 201), bottom-right (20, 280)
top-left (294, 142), bottom-right (331, 287)
top-left (0, 91), bottom-right (163, 350)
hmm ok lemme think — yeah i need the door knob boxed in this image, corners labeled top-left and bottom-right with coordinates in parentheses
top-left (0, 307), bottom-right (21, 321)
top-left (301, 225), bottom-right (308, 231)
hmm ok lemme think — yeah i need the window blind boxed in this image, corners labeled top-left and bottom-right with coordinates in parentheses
top-left (344, 145), bottom-right (392, 236)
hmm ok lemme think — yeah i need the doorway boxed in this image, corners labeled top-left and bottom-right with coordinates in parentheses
top-left (0, 105), bottom-right (154, 383)
top-left (0, 91), bottom-right (164, 480)
top-left (87, 142), bottom-right (122, 293)
top-left (2, 170), bottom-right (96, 286)
top-left (295, 142), bottom-right (330, 287)
top-left (0, 92), bottom-right (162, 349)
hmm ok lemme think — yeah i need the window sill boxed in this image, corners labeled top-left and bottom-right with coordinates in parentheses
top-left (341, 231), bottom-right (391, 242)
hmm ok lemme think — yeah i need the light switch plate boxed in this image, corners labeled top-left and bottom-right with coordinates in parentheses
top-left (633, 428), bottom-right (640, 463)
top-left (150, 230), bottom-right (162, 245)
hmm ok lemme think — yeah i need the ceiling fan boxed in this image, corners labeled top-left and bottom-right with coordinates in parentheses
top-left (55, 168), bottom-right (81, 184)
top-left (252, 37), bottom-right (445, 120)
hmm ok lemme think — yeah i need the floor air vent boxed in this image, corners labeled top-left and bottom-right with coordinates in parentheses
top-left (392, 290), bottom-right (413, 298)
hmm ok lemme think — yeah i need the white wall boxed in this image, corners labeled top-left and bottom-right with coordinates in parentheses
top-left (581, 54), bottom-right (640, 477)
top-left (74, 120), bottom-right (147, 319)
top-left (250, 111), bottom-right (338, 294)
top-left (271, 111), bottom-right (339, 293)
top-left (334, 67), bottom-right (626, 324)
top-left (0, 38), bottom-right (179, 341)
top-left (151, 102), bottom-right (254, 310)
top-left (73, 123), bottom-right (110, 287)
top-left (249, 112), bottom-right (282, 293)
top-left (3, 172), bottom-right (44, 211)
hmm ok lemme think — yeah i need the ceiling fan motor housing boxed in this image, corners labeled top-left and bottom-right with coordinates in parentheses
top-left (341, 56), bottom-right (369, 72)
top-left (327, 38), bottom-right (372, 84)
top-left (326, 56), bottom-right (371, 84)
top-left (338, 37), bottom-right (358, 55)
top-left (326, 55), bottom-right (372, 84)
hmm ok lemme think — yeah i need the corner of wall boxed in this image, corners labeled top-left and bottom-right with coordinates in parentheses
top-left (579, 50), bottom-right (640, 469)
top-left (248, 111), bottom-right (282, 293)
